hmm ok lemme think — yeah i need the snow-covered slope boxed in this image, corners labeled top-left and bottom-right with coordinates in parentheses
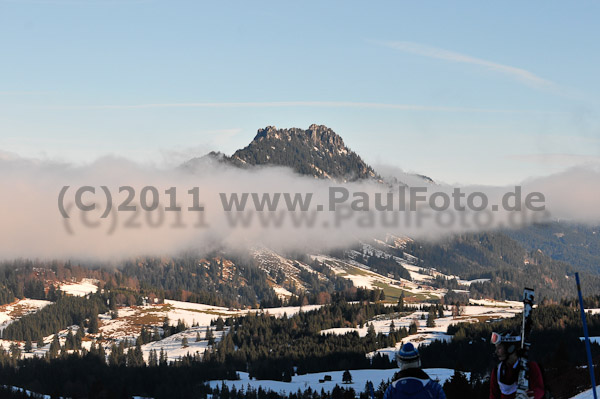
top-left (311, 254), bottom-right (446, 301)
top-left (571, 387), bottom-right (599, 398)
top-left (208, 368), bottom-right (466, 396)
top-left (0, 298), bottom-right (51, 331)
top-left (59, 278), bottom-right (98, 296)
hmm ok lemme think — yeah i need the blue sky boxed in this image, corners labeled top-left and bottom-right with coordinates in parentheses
top-left (1, 1), bottom-right (599, 185)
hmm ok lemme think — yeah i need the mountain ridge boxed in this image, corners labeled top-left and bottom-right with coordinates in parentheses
top-left (183, 124), bottom-right (378, 181)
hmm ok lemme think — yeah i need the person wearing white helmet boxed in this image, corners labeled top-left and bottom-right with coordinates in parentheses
top-left (383, 342), bottom-right (446, 399)
top-left (490, 331), bottom-right (544, 399)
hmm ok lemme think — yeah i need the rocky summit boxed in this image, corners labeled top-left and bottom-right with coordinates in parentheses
top-left (228, 124), bottom-right (378, 181)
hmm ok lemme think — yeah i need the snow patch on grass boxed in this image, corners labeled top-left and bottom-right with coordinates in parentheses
top-left (60, 279), bottom-right (98, 297)
top-left (0, 298), bottom-right (51, 331)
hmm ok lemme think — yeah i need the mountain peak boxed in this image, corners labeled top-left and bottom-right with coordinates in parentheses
top-left (251, 124), bottom-right (348, 160)
top-left (253, 124), bottom-right (344, 150)
top-left (182, 125), bottom-right (434, 185)
top-left (254, 125), bottom-right (279, 140)
top-left (306, 124), bottom-right (344, 147)
top-left (239, 125), bottom-right (376, 181)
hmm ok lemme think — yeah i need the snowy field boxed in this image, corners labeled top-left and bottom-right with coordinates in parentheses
top-left (571, 387), bottom-right (600, 398)
top-left (208, 368), bottom-right (465, 396)
top-left (59, 278), bottom-right (98, 296)
top-left (0, 298), bottom-right (325, 364)
top-left (322, 304), bottom-right (522, 353)
top-left (96, 300), bottom-right (322, 363)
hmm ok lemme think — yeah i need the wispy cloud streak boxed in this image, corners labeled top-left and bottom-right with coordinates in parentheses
top-left (49, 101), bottom-right (554, 114)
top-left (380, 41), bottom-right (555, 90)
top-left (509, 153), bottom-right (600, 165)
top-left (1, 0), bottom-right (150, 4)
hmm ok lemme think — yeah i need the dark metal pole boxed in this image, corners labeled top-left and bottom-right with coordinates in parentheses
top-left (576, 272), bottom-right (598, 399)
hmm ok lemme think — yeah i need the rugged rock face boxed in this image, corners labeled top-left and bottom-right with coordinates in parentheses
top-left (254, 124), bottom-right (344, 149)
top-left (229, 124), bottom-right (378, 181)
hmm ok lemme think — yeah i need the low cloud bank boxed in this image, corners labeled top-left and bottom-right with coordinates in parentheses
top-left (0, 155), bottom-right (598, 260)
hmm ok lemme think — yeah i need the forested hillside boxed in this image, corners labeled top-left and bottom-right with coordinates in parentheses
top-left (404, 232), bottom-right (600, 300)
top-left (505, 222), bottom-right (600, 274)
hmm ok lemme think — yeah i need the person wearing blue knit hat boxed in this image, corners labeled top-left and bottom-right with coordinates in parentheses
top-left (383, 342), bottom-right (446, 399)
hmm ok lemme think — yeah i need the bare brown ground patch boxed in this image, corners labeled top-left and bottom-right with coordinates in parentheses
top-left (0, 300), bottom-right (47, 320)
top-left (98, 304), bottom-right (173, 340)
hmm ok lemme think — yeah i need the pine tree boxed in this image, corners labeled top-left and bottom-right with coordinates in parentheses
top-left (126, 348), bottom-right (136, 366)
top-left (75, 325), bottom-right (84, 348)
top-left (159, 347), bottom-right (167, 366)
top-left (425, 312), bottom-right (435, 327)
top-left (443, 370), bottom-right (472, 398)
top-left (215, 316), bottom-right (225, 331)
top-left (409, 320), bottom-right (418, 335)
top-left (162, 317), bottom-right (171, 337)
top-left (426, 310), bottom-right (436, 328)
top-left (98, 344), bottom-right (106, 364)
top-left (108, 343), bottom-right (120, 366)
top-left (88, 315), bottom-right (99, 334)
top-left (195, 331), bottom-right (201, 342)
top-left (49, 334), bottom-right (60, 359)
top-left (134, 343), bottom-right (144, 366)
top-left (9, 342), bottom-right (21, 361)
top-left (366, 323), bottom-right (376, 339)
top-left (205, 326), bottom-right (215, 346)
top-left (452, 303), bottom-right (463, 318)
top-left (65, 329), bottom-right (76, 350)
top-left (24, 339), bottom-right (32, 353)
top-left (282, 369), bottom-right (292, 383)
top-left (182, 337), bottom-right (189, 348)
top-left (342, 370), bottom-right (353, 384)
top-left (89, 342), bottom-right (98, 356)
top-left (148, 349), bottom-right (158, 367)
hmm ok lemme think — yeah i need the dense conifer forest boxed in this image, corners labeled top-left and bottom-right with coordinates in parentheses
top-left (0, 254), bottom-right (364, 311)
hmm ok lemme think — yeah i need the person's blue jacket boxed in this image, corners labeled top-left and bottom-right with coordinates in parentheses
top-left (383, 368), bottom-right (446, 399)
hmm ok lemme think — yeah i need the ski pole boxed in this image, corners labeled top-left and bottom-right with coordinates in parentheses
top-left (575, 272), bottom-right (598, 399)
